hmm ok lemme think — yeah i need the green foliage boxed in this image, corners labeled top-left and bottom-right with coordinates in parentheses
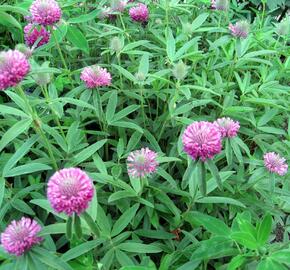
top-left (0, 0), bottom-right (289, 269)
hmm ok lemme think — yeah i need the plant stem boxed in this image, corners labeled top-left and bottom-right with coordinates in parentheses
top-left (52, 28), bottom-right (68, 70)
top-left (16, 86), bottom-right (58, 171)
top-left (41, 85), bottom-right (66, 139)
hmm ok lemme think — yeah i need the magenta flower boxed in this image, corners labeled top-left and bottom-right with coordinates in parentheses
top-left (0, 50), bottom-right (30, 91)
top-left (214, 117), bottom-right (240, 138)
top-left (80, 65), bottom-right (112, 88)
top-left (127, 148), bottom-right (158, 178)
top-left (111, 0), bottom-right (127, 12)
top-left (47, 168), bottom-right (94, 216)
top-left (182, 121), bottom-right (222, 161)
top-left (211, 0), bottom-right (229, 11)
top-left (264, 152), bottom-right (288, 176)
top-left (1, 217), bottom-right (42, 256)
top-left (229, 21), bottom-right (250, 38)
top-left (24, 23), bottom-right (50, 48)
top-left (129, 3), bottom-right (149, 22)
top-left (30, 0), bottom-right (62, 26)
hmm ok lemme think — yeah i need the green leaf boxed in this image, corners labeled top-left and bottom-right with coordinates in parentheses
top-left (186, 212), bottom-right (231, 236)
top-left (71, 139), bottom-right (107, 166)
top-left (118, 243), bottom-right (162, 253)
top-left (111, 204), bottom-right (139, 237)
top-left (0, 104), bottom-right (28, 118)
top-left (39, 223), bottom-right (66, 236)
top-left (4, 163), bottom-right (52, 177)
top-left (111, 105), bottom-right (140, 122)
top-left (2, 135), bottom-right (38, 176)
top-left (61, 239), bottom-right (104, 262)
top-left (66, 25), bottom-right (89, 54)
top-left (166, 28), bottom-right (175, 61)
top-left (138, 53), bottom-right (150, 76)
top-left (112, 64), bottom-right (137, 83)
top-left (206, 159), bottom-right (222, 190)
top-left (257, 214), bottom-right (272, 246)
top-left (0, 119), bottom-right (32, 152)
top-left (227, 255), bottom-right (246, 270)
top-left (108, 190), bottom-right (137, 203)
top-left (0, 11), bottom-right (21, 29)
top-left (68, 9), bottom-right (99, 23)
top-left (110, 121), bottom-right (143, 133)
top-left (11, 199), bottom-right (35, 215)
top-left (271, 250), bottom-right (290, 264)
top-left (196, 196), bottom-right (246, 208)
top-left (191, 13), bottom-right (208, 31)
top-left (106, 91), bottom-right (118, 124)
top-left (31, 247), bottom-right (73, 270)
top-left (231, 232), bottom-right (258, 250)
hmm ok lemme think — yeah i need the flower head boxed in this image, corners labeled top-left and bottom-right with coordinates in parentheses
top-left (276, 18), bottom-right (290, 36)
top-left (80, 65), bottom-right (112, 88)
top-left (47, 168), bottom-right (94, 216)
top-left (0, 50), bottom-right (30, 91)
top-left (229, 21), bottom-right (250, 38)
top-left (15, 44), bottom-right (33, 59)
top-left (127, 148), bottom-right (158, 178)
top-left (111, 0), bottom-right (127, 12)
top-left (24, 23), bottom-right (50, 48)
top-left (211, 0), bottom-right (229, 11)
top-left (98, 6), bottom-right (111, 19)
top-left (264, 152), bottom-right (288, 176)
top-left (30, 0), bottom-right (62, 26)
top-left (129, 3), bottom-right (149, 22)
top-left (214, 117), bottom-right (240, 138)
top-left (172, 60), bottom-right (188, 81)
top-left (182, 121), bottom-right (222, 161)
top-left (1, 217), bottom-right (42, 256)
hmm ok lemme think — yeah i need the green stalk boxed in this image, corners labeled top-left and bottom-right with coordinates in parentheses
top-left (41, 85), bottom-right (66, 139)
top-left (74, 214), bottom-right (83, 239)
top-left (51, 28), bottom-right (68, 70)
top-left (16, 86), bottom-right (58, 171)
top-left (198, 161), bottom-right (207, 197)
top-left (66, 216), bottom-right (73, 240)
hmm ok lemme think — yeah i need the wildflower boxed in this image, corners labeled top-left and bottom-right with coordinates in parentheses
top-left (211, 0), bottom-right (229, 11)
top-left (111, 0), bottom-right (127, 12)
top-left (276, 18), bottom-right (290, 36)
top-left (80, 65), bottom-right (112, 88)
top-left (30, 0), bottom-right (62, 26)
top-left (214, 117), bottom-right (240, 138)
top-left (15, 44), bottom-right (33, 58)
top-left (264, 152), bottom-right (288, 176)
top-left (110, 37), bottom-right (123, 53)
top-left (129, 3), bottom-right (149, 22)
top-left (24, 23), bottom-right (50, 48)
top-left (0, 50), bottom-right (30, 91)
top-left (47, 168), bottom-right (94, 216)
top-left (1, 217), bottom-right (42, 256)
top-left (182, 121), bottom-right (222, 161)
top-left (172, 60), bottom-right (188, 81)
top-left (127, 148), bottom-right (158, 178)
top-left (229, 21), bottom-right (250, 38)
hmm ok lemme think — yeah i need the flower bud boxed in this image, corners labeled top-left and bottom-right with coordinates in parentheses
top-left (110, 37), bottom-right (123, 53)
top-left (276, 18), bottom-right (290, 36)
top-left (182, 22), bottom-right (192, 35)
top-left (32, 62), bottom-right (51, 86)
top-left (15, 44), bottom-right (33, 58)
top-left (135, 71), bottom-right (146, 82)
top-left (172, 60), bottom-right (188, 81)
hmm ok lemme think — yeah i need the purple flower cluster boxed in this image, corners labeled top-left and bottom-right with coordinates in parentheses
top-left (1, 217), bottom-right (42, 256)
top-left (0, 50), bottom-right (30, 90)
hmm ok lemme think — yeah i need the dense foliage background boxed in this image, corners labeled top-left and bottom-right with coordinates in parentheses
top-left (0, 0), bottom-right (289, 269)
